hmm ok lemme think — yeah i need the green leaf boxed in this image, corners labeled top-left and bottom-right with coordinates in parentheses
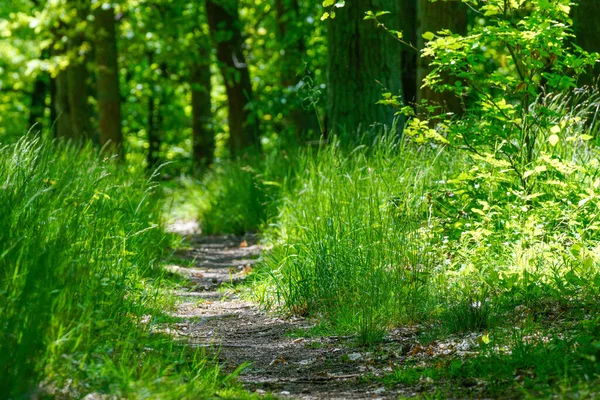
top-left (478, 334), bottom-right (491, 345)
top-left (579, 197), bottom-right (592, 207)
top-left (548, 134), bottom-right (559, 146)
top-left (320, 12), bottom-right (330, 21)
top-left (322, 0), bottom-right (335, 7)
top-left (389, 30), bottom-right (403, 39)
top-left (422, 31), bottom-right (435, 41)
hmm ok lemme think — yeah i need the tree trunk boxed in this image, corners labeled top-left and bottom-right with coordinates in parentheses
top-left (416, 0), bottom-right (467, 115)
top-left (29, 49), bottom-right (50, 133)
top-left (94, 4), bottom-right (123, 155)
top-left (275, 0), bottom-right (321, 138)
top-left (147, 53), bottom-right (160, 169)
top-left (54, 1), bottom-right (92, 141)
top-left (29, 75), bottom-right (48, 133)
top-left (205, 0), bottom-right (260, 153)
top-left (326, 0), bottom-right (403, 136)
top-left (54, 70), bottom-right (75, 139)
top-left (572, 0), bottom-right (600, 86)
top-left (191, 54), bottom-right (214, 169)
top-left (49, 76), bottom-right (58, 135)
top-left (54, 58), bottom-right (90, 140)
top-left (66, 49), bottom-right (90, 139)
top-left (399, 0), bottom-right (417, 106)
top-left (147, 94), bottom-right (161, 169)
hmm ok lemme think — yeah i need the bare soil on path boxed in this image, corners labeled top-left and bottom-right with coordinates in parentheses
top-left (164, 222), bottom-right (477, 399)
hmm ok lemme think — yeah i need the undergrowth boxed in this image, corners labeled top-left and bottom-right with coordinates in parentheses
top-left (195, 89), bottom-right (600, 395)
top-left (0, 138), bottom-right (252, 399)
top-left (190, 149), bottom-right (301, 235)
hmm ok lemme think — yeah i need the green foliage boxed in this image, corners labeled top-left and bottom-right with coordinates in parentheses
top-left (0, 0), bottom-right (328, 169)
top-left (0, 138), bottom-right (247, 398)
top-left (405, 0), bottom-right (599, 188)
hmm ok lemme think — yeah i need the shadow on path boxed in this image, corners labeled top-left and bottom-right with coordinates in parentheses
top-left (165, 220), bottom-right (421, 399)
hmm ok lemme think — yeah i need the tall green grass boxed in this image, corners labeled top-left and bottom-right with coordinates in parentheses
top-left (254, 138), bottom-right (449, 342)
top-left (243, 91), bottom-right (600, 343)
top-left (193, 150), bottom-right (302, 235)
top-left (0, 138), bottom-right (250, 399)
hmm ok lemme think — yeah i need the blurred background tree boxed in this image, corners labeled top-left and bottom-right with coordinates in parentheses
top-left (0, 0), bottom-right (597, 174)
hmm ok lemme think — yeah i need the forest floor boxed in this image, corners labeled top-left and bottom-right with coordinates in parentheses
top-left (163, 221), bottom-right (491, 399)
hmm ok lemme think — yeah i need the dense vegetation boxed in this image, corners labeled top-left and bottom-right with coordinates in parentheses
top-left (2, 0), bottom-right (600, 398)
top-left (0, 139), bottom-right (262, 398)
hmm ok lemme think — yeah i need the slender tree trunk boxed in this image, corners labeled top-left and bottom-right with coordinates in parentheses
top-left (49, 76), bottom-right (58, 135)
top-left (275, 0), bottom-right (321, 138)
top-left (572, 0), bottom-right (600, 86)
top-left (147, 53), bottom-right (160, 168)
top-left (54, 70), bottom-right (75, 139)
top-left (399, 0), bottom-right (417, 106)
top-left (191, 53), bottom-right (214, 169)
top-left (54, 1), bottom-right (92, 141)
top-left (94, 4), bottom-right (123, 154)
top-left (326, 0), bottom-right (403, 137)
top-left (29, 49), bottom-right (50, 133)
top-left (29, 76), bottom-right (48, 133)
top-left (66, 50), bottom-right (90, 139)
top-left (147, 94), bottom-right (160, 168)
top-left (416, 0), bottom-right (467, 115)
top-left (205, 0), bottom-right (260, 153)
top-left (54, 63), bottom-right (89, 140)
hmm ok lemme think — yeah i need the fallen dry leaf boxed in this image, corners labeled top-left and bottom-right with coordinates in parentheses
top-left (239, 240), bottom-right (248, 248)
top-left (269, 356), bottom-right (287, 366)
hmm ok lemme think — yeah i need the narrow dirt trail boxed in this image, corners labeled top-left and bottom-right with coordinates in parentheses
top-left (165, 222), bottom-right (429, 399)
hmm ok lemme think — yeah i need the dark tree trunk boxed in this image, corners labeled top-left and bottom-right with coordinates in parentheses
top-left (29, 49), bottom-right (50, 133)
top-left (49, 76), bottom-right (57, 135)
top-left (94, 5), bottom-right (123, 155)
top-left (54, 70), bottom-right (75, 139)
top-left (399, 0), bottom-right (417, 106)
top-left (147, 54), bottom-right (160, 168)
top-left (572, 0), bottom-right (600, 86)
top-left (275, 0), bottom-right (321, 138)
top-left (147, 94), bottom-right (160, 169)
top-left (191, 54), bottom-right (214, 169)
top-left (416, 0), bottom-right (467, 115)
top-left (67, 50), bottom-right (90, 139)
top-left (54, 1), bottom-right (92, 141)
top-left (29, 0), bottom-right (49, 134)
top-left (274, 0), bottom-right (302, 88)
top-left (205, 0), bottom-right (260, 153)
top-left (29, 75), bottom-right (48, 133)
top-left (326, 0), bottom-right (403, 136)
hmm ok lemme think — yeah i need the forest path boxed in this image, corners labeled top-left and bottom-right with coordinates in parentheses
top-left (165, 221), bottom-right (423, 400)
